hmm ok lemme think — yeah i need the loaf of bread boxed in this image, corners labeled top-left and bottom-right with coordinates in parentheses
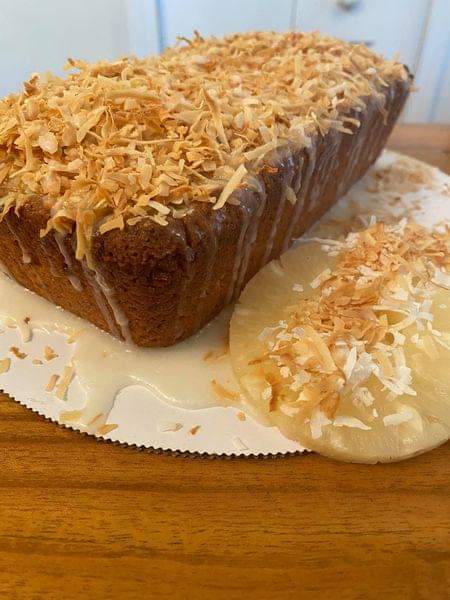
top-left (0, 31), bottom-right (410, 346)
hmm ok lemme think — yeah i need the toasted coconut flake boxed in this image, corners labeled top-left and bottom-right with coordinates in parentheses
top-left (232, 436), bottom-right (249, 452)
top-left (310, 268), bottom-right (332, 289)
top-left (213, 164), bottom-right (247, 210)
top-left (333, 416), bottom-right (371, 430)
top-left (285, 186), bottom-right (298, 205)
top-left (383, 407), bottom-right (415, 427)
top-left (44, 346), bottom-right (58, 361)
top-left (203, 343), bottom-right (228, 363)
top-left (96, 423), bottom-right (118, 436)
top-left (45, 373), bottom-right (59, 392)
top-left (211, 379), bottom-right (239, 402)
top-left (280, 403), bottom-right (301, 417)
top-left (157, 420), bottom-right (183, 433)
top-left (10, 346), bottom-right (27, 359)
top-left (55, 364), bottom-right (75, 400)
top-left (99, 214), bottom-right (124, 235)
top-left (342, 347), bottom-right (357, 381)
top-left (38, 132), bottom-right (58, 154)
top-left (67, 328), bottom-right (84, 344)
top-left (0, 358), bottom-right (11, 374)
top-left (88, 413), bottom-right (103, 426)
top-left (432, 268), bottom-right (450, 290)
top-left (236, 411), bottom-right (247, 421)
top-left (310, 409), bottom-right (332, 439)
top-left (60, 409), bottom-right (83, 422)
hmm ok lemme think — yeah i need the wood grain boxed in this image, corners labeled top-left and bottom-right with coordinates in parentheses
top-left (0, 124), bottom-right (449, 600)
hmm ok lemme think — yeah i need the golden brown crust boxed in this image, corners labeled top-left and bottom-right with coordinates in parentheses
top-left (0, 79), bottom-right (409, 346)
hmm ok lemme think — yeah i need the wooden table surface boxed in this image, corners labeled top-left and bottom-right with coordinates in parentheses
top-left (1, 124), bottom-right (449, 600)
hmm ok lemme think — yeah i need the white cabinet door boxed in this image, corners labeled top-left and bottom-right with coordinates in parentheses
top-left (295, 0), bottom-right (430, 70)
top-left (402, 0), bottom-right (450, 123)
top-left (158, 0), bottom-right (295, 48)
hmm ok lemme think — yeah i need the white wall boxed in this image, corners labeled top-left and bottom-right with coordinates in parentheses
top-left (0, 0), bottom-right (158, 96)
top-left (0, 0), bottom-right (448, 123)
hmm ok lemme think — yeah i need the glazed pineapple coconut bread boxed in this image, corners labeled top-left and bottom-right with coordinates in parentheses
top-left (0, 31), bottom-right (410, 347)
top-left (4, 30), bottom-right (449, 462)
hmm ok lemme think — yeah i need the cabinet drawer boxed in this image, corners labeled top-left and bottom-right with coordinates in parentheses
top-left (295, 0), bottom-right (429, 69)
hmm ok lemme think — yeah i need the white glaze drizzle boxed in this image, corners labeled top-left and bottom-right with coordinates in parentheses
top-left (193, 214), bottom-right (219, 331)
top-left (3, 217), bottom-right (50, 297)
top-left (174, 230), bottom-right (196, 340)
top-left (4, 219), bottom-right (31, 264)
top-left (81, 261), bottom-right (121, 339)
top-left (262, 159), bottom-right (289, 264)
top-left (54, 233), bottom-right (83, 292)
top-left (337, 102), bottom-right (374, 198)
top-left (307, 129), bottom-right (342, 217)
top-left (282, 141), bottom-right (317, 251)
top-left (233, 174), bottom-right (268, 298)
top-left (88, 263), bottom-right (132, 344)
top-left (225, 202), bottom-right (252, 304)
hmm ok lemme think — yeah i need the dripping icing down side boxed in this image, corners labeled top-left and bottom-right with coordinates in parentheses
top-left (81, 261), bottom-right (121, 339)
top-left (54, 233), bottom-right (83, 292)
top-left (88, 263), bottom-right (133, 344)
top-left (4, 219), bottom-right (31, 264)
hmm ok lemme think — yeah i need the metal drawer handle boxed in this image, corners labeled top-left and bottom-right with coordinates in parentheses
top-left (336, 0), bottom-right (361, 11)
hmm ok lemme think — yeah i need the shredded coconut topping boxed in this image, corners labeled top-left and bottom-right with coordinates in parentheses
top-left (253, 221), bottom-right (450, 433)
top-left (0, 30), bottom-right (408, 263)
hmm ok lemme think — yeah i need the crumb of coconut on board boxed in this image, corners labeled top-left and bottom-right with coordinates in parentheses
top-left (0, 358), bottom-right (11, 374)
top-left (211, 379), bottom-right (239, 403)
top-left (232, 436), bottom-right (249, 452)
top-left (249, 220), bottom-right (450, 435)
top-left (88, 413), bottom-right (103, 426)
top-left (203, 344), bottom-right (229, 363)
top-left (9, 346), bottom-right (27, 359)
top-left (44, 346), bottom-right (58, 361)
top-left (45, 374), bottom-right (59, 393)
top-left (46, 363), bottom-right (75, 400)
top-left (59, 409), bottom-right (83, 423)
top-left (157, 420), bottom-right (183, 433)
top-left (96, 423), bottom-right (118, 436)
top-left (365, 157), bottom-right (437, 194)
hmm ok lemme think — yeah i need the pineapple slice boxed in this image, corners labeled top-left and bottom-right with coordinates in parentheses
top-left (230, 223), bottom-right (450, 463)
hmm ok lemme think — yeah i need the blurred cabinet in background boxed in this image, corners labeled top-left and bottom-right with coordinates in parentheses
top-left (158, 0), bottom-right (294, 45)
top-left (0, 0), bottom-right (447, 123)
top-left (295, 0), bottom-right (430, 71)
